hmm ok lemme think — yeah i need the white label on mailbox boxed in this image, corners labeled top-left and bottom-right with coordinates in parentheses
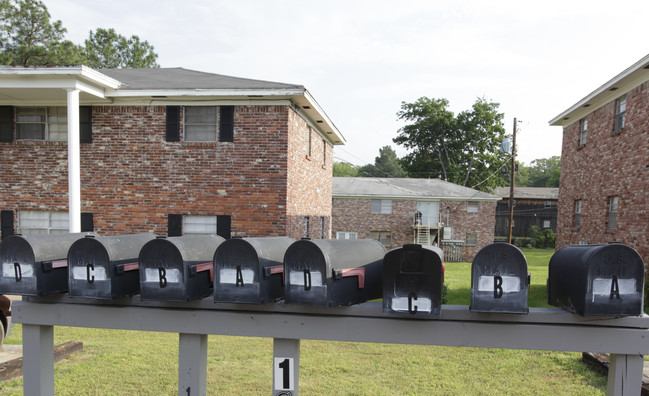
top-left (2, 263), bottom-right (34, 278)
top-left (144, 268), bottom-right (181, 283)
top-left (274, 357), bottom-right (294, 391)
top-left (219, 268), bottom-right (255, 284)
top-left (592, 278), bottom-right (636, 296)
top-left (71, 266), bottom-right (108, 281)
top-left (478, 275), bottom-right (520, 293)
top-left (391, 296), bottom-right (432, 313)
top-left (289, 270), bottom-right (323, 286)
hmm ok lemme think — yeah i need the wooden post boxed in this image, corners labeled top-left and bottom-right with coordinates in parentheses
top-left (507, 117), bottom-right (517, 244)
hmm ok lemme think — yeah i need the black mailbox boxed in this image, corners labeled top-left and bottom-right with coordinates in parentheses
top-left (0, 233), bottom-right (91, 296)
top-left (68, 233), bottom-right (156, 300)
top-left (548, 243), bottom-right (644, 316)
top-left (382, 244), bottom-right (445, 318)
top-left (284, 239), bottom-right (386, 307)
top-left (138, 235), bottom-right (225, 302)
top-left (470, 242), bottom-right (529, 314)
top-left (213, 237), bottom-right (293, 304)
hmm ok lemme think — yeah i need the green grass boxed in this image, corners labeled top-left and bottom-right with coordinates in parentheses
top-left (0, 248), bottom-right (607, 395)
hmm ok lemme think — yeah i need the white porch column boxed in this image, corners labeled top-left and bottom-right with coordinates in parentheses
top-left (66, 89), bottom-right (81, 233)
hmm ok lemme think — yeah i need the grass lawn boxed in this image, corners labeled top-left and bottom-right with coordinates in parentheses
top-left (0, 248), bottom-right (607, 395)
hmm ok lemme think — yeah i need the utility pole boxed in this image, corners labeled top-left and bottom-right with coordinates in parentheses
top-left (507, 118), bottom-right (517, 244)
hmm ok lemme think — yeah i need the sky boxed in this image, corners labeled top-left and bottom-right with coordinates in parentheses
top-left (44, 0), bottom-right (649, 166)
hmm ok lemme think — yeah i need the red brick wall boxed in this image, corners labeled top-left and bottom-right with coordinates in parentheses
top-left (286, 110), bottom-right (333, 239)
top-left (0, 104), bottom-right (332, 240)
top-left (332, 197), bottom-right (496, 261)
top-left (557, 81), bottom-right (649, 261)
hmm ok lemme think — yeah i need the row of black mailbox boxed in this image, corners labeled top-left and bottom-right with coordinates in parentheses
top-left (0, 233), bottom-right (645, 318)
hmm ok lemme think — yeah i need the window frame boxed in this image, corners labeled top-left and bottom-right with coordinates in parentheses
top-left (465, 233), bottom-right (478, 246)
top-left (579, 118), bottom-right (587, 146)
top-left (370, 199), bottom-right (392, 214)
top-left (614, 96), bottom-right (626, 134)
top-left (182, 215), bottom-right (217, 235)
top-left (370, 230), bottom-right (392, 248)
top-left (607, 196), bottom-right (618, 230)
top-left (574, 199), bottom-right (582, 228)
top-left (467, 202), bottom-right (479, 213)
top-left (336, 231), bottom-right (358, 240)
top-left (184, 106), bottom-right (219, 142)
top-left (15, 106), bottom-right (68, 141)
top-left (17, 210), bottom-right (69, 235)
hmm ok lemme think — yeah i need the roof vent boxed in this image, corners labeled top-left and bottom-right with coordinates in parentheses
top-left (303, 106), bottom-right (311, 109)
top-left (609, 87), bottom-right (619, 91)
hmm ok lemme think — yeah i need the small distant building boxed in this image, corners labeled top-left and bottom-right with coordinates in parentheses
top-left (332, 177), bottom-right (499, 262)
top-left (493, 187), bottom-right (559, 238)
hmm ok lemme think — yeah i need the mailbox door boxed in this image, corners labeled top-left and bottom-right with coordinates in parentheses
top-left (470, 243), bottom-right (528, 314)
top-left (584, 245), bottom-right (644, 316)
top-left (214, 239), bottom-right (262, 304)
top-left (68, 238), bottom-right (112, 299)
top-left (383, 246), bottom-right (443, 318)
top-left (284, 240), bottom-right (327, 306)
top-left (139, 239), bottom-right (187, 301)
top-left (0, 236), bottom-right (38, 295)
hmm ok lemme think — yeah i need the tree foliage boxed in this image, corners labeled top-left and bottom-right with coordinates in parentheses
top-left (85, 28), bottom-right (159, 69)
top-left (358, 146), bottom-right (407, 178)
top-left (0, 0), bottom-right (158, 68)
top-left (394, 97), bottom-right (509, 191)
top-left (333, 162), bottom-right (359, 177)
top-left (516, 156), bottom-right (560, 187)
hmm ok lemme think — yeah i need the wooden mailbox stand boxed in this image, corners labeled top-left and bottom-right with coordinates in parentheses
top-left (13, 296), bottom-right (649, 396)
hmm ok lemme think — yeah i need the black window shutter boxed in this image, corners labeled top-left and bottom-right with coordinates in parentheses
top-left (0, 106), bottom-right (13, 142)
top-left (219, 106), bottom-right (234, 142)
top-left (217, 215), bottom-right (231, 239)
top-left (166, 106), bottom-right (180, 142)
top-left (81, 212), bottom-right (94, 232)
top-left (1, 210), bottom-right (14, 240)
top-left (80, 106), bottom-right (92, 143)
top-left (168, 214), bottom-right (182, 236)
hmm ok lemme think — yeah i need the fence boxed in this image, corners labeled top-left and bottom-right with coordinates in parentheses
top-left (441, 240), bottom-right (465, 262)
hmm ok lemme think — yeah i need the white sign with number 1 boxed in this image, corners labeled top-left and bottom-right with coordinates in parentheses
top-left (274, 357), bottom-right (294, 391)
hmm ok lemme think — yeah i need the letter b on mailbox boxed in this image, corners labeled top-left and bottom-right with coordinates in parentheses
top-left (470, 242), bottom-right (529, 314)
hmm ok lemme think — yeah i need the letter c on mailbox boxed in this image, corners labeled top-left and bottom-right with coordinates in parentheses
top-left (408, 292), bottom-right (418, 314)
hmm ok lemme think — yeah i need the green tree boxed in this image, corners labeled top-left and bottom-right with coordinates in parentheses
top-left (333, 162), bottom-right (359, 177)
top-left (85, 28), bottom-right (159, 69)
top-left (516, 156), bottom-right (561, 187)
top-left (0, 0), bottom-right (68, 66)
top-left (394, 97), bottom-right (509, 191)
top-left (0, 0), bottom-right (159, 68)
top-left (358, 146), bottom-right (407, 177)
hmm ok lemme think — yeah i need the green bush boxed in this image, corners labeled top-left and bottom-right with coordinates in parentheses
top-left (527, 226), bottom-right (556, 249)
top-left (441, 283), bottom-right (449, 304)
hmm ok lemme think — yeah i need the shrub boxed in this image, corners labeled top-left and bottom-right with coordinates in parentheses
top-left (441, 283), bottom-right (448, 304)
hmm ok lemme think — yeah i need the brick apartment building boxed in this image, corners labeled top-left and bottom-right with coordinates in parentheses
top-left (332, 177), bottom-right (499, 261)
top-left (0, 66), bottom-right (344, 240)
top-left (550, 54), bottom-right (649, 261)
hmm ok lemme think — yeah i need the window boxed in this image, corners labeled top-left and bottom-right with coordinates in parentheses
top-left (322, 139), bottom-right (327, 166)
top-left (370, 199), bottom-right (392, 214)
top-left (16, 107), bottom-right (68, 141)
top-left (614, 96), bottom-right (626, 133)
top-left (467, 202), bottom-right (479, 213)
top-left (465, 233), bottom-right (478, 246)
top-left (18, 211), bottom-right (68, 235)
top-left (336, 231), bottom-right (358, 240)
top-left (543, 219), bottom-right (551, 229)
top-left (607, 196), bottom-right (618, 230)
top-left (579, 118), bottom-right (587, 146)
top-left (574, 200), bottom-right (582, 228)
top-left (183, 106), bottom-right (234, 142)
top-left (303, 217), bottom-right (310, 238)
top-left (306, 127), bottom-right (312, 157)
top-left (544, 201), bottom-right (552, 208)
top-left (320, 216), bottom-right (325, 239)
top-left (183, 215), bottom-right (217, 235)
top-left (370, 231), bottom-right (391, 247)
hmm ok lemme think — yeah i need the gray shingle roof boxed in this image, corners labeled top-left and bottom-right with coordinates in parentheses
top-left (333, 177), bottom-right (499, 200)
top-left (493, 187), bottom-right (559, 200)
top-left (99, 68), bottom-right (304, 91)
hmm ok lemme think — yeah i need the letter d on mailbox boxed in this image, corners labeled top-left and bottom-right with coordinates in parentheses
top-left (470, 242), bottom-right (529, 314)
top-left (382, 244), bottom-right (444, 318)
top-left (548, 243), bottom-right (644, 316)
